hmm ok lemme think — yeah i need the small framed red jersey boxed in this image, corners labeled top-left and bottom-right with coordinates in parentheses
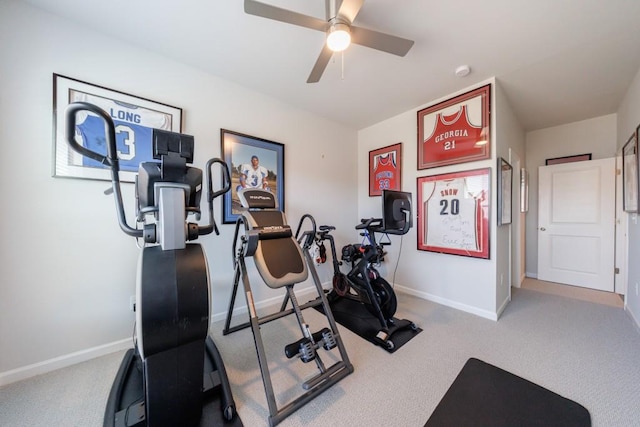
top-left (369, 142), bottom-right (402, 196)
top-left (417, 168), bottom-right (490, 259)
top-left (418, 84), bottom-right (491, 170)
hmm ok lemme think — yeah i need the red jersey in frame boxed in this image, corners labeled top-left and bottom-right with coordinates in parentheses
top-left (369, 143), bottom-right (402, 196)
top-left (418, 85), bottom-right (491, 169)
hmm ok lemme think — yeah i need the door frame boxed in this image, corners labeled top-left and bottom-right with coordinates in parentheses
top-left (615, 152), bottom-right (628, 297)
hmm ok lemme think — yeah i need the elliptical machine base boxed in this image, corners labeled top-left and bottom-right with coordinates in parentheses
top-left (105, 337), bottom-right (239, 427)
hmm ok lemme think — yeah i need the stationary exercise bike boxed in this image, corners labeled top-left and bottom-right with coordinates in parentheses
top-left (65, 102), bottom-right (239, 427)
top-left (316, 190), bottom-right (420, 351)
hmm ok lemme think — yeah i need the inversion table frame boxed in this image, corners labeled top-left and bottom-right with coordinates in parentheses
top-left (223, 190), bottom-right (353, 427)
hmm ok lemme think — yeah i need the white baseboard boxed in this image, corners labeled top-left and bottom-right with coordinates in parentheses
top-left (394, 284), bottom-right (499, 321)
top-left (525, 272), bottom-right (538, 279)
top-left (496, 295), bottom-right (510, 319)
top-left (1, 283), bottom-right (328, 387)
top-left (0, 338), bottom-right (130, 387)
top-left (626, 305), bottom-right (640, 334)
top-left (3, 280), bottom-right (503, 387)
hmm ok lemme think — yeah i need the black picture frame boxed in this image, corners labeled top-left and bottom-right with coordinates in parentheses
top-left (52, 73), bottom-right (182, 183)
top-left (545, 153), bottom-right (591, 166)
top-left (221, 129), bottom-right (285, 224)
top-left (497, 157), bottom-right (512, 226)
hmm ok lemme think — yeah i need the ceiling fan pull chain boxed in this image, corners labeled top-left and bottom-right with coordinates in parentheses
top-left (341, 51), bottom-right (345, 80)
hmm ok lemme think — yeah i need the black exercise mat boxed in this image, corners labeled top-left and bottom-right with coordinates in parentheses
top-left (425, 358), bottom-right (591, 427)
top-left (316, 295), bottom-right (422, 353)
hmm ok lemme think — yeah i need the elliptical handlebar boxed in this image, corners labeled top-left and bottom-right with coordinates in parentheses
top-left (65, 102), bottom-right (142, 238)
top-left (65, 101), bottom-right (231, 240)
top-left (207, 158), bottom-right (231, 201)
top-left (199, 158), bottom-right (231, 236)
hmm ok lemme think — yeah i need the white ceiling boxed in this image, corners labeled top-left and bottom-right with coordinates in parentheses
top-left (20, 0), bottom-right (640, 131)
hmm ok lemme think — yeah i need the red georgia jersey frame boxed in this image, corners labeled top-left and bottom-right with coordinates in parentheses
top-left (418, 85), bottom-right (491, 170)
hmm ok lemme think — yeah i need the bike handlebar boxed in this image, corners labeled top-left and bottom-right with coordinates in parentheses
top-left (355, 217), bottom-right (383, 230)
top-left (295, 214), bottom-right (317, 249)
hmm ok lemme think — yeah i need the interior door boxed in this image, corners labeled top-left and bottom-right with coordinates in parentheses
top-left (537, 158), bottom-right (615, 291)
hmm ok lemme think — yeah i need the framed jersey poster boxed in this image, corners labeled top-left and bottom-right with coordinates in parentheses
top-left (369, 143), bottom-right (402, 196)
top-left (417, 168), bottom-right (490, 259)
top-left (418, 84), bottom-right (491, 170)
top-left (53, 74), bottom-right (182, 183)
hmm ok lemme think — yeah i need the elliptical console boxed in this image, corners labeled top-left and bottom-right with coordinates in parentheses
top-left (65, 102), bottom-right (238, 427)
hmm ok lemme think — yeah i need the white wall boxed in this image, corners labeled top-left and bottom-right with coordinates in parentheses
top-left (616, 66), bottom-right (640, 328)
top-left (0, 1), bottom-right (358, 381)
top-left (494, 81), bottom-right (526, 307)
top-left (524, 114), bottom-right (618, 278)
top-left (357, 79), bottom-right (523, 319)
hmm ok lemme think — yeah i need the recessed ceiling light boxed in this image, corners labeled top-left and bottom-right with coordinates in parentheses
top-left (455, 65), bottom-right (471, 77)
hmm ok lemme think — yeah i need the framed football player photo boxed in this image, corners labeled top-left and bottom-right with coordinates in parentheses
top-left (53, 73), bottom-right (182, 183)
top-left (369, 143), bottom-right (402, 196)
top-left (417, 168), bottom-right (490, 259)
top-left (417, 84), bottom-right (491, 170)
top-left (221, 129), bottom-right (285, 224)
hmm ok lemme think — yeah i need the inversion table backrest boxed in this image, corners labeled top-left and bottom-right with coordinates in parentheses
top-left (240, 191), bottom-right (308, 288)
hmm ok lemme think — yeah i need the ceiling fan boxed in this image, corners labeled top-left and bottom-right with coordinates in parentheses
top-left (244, 0), bottom-right (415, 83)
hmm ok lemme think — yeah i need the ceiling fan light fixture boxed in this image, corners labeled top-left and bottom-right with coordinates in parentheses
top-left (327, 22), bottom-right (351, 52)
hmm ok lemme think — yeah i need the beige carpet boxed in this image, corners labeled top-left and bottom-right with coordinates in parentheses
top-left (521, 278), bottom-right (624, 308)
top-left (3, 286), bottom-right (639, 426)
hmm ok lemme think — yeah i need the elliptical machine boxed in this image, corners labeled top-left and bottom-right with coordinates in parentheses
top-left (65, 102), bottom-right (238, 427)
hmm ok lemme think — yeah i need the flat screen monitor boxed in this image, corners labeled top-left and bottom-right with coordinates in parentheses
top-left (382, 189), bottom-right (412, 235)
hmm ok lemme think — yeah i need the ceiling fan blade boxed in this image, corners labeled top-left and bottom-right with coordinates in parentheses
top-left (307, 45), bottom-right (334, 83)
top-left (336, 0), bottom-right (364, 23)
top-left (350, 26), bottom-right (414, 56)
top-left (244, 0), bottom-right (328, 32)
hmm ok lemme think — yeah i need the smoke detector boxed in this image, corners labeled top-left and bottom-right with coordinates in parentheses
top-left (455, 65), bottom-right (471, 77)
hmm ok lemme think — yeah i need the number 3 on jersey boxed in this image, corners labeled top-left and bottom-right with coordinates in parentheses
top-left (115, 124), bottom-right (136, 161)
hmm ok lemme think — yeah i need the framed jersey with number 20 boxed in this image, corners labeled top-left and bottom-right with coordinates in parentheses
top-left (418, 84), bottom-right (491, 170)
top-left (417, 168), bottom-right (490, 259)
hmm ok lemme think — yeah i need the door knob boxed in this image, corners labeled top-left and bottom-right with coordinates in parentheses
top-left (540, 227), bottom-right (546, 231)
